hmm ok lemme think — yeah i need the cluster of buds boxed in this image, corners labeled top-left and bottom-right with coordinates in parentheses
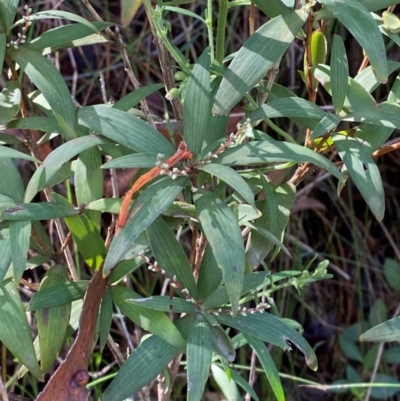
top-left (210, 301), bottom-right (271, 317)
top-left (7, 5), bottom-right (31, 49)
top-left (155, 153), bottom-right (189, 180)
top-left (138, 251), bottom-right (199, 305)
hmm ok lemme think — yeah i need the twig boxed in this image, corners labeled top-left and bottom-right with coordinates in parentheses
top-left (0, 369), bottom-right (9, 401)
top-left (244, 351), bottom-right (257, 401)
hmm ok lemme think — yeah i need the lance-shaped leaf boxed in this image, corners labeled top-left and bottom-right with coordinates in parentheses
top-left (243, 332), bottom-right (284, 401)
top-left (25, 135), bottom-right (109, 202)
top-left (37, 265), bottom-right (71, 372)
top-left (10, 47), bottom-right (77, 140)
top-left (128, 296), bottom-right (197, 314)
top-left (113, 83), bottom-right (164, 111)
top-left (28, 281), bottom-right (89, 311)
top-left (341, 107), bottom-right (400, 129)
top-left (211, 364), bottom-right (241, 401)
top-left (217, 140), bottom-right (343, 182)
top-left (333, 134), bottom-right (384, 220)
top-left (213, 10), bottom-right (307, 115)
top-left (0, 159), bottom-right (24, 202)
top-left (198, 163), bottom-right (255, 207)
top-left (210, 323), bottom-right (235, 362)
top-left (184, 48), bottom-right (211, 155)
top-left (78, 105), bottom-right (175, 155)
top-left (318, 0), bottom-right (387, 83)
top-left (330, 34), bottom-right (349, 113)
top-left (216, 312), bottom-right (317, 370)
top-left (0, 145), bottom-right (39, 162)
top-left (27, 21), bottom-right (111, 54)
top-left (0, 0), bottom-right (19, 31)
top-left (104, 176), bottom-right (189, 274)
top-left (194, 190), bottom-right (245, 314)
top-left (147, 216), bottom-right (198, 298)
top-left (9, 220), bottom-right (31, 282)
top-left (187, 314), bottom-right (213, 401)
top-left (7, 116), bottom-right (61, 134)
top-left (0, 226), bottom-right (11, 282)
top-left (0, 279), bottom-right (42, 379)
top-left (102, 153), bottom-right (159, 169)
top-left (0, 81), bottom-right (21, 126)
top-left (99, 287), bottom-right (113, 351)
top-left (360, 317), bottom-right (400, 342)
top-left (0, 34), bottom-right (5, 72)
top-left (2, 201), bottom-right (79, 221)
top-left (102, 334), bottom-right (179, 401)
top-left (251, 0), bottom-right (291, 18)
top-left (112, 285), bottom-right (186, 350)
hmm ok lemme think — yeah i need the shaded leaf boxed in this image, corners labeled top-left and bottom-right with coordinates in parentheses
top-left (112, 285), bottom-right (186, 350)
top-left (146, 216), bottom-right (198, 298)
top-left (102, 334), bottom-right (179, 401)
top-left (216, 312), bottom-right (317, 370)
top-left (0, 144), bottom-right (38, 162)
top-left (7, 116), bottom-right (61, 134)
top-left (210, 324), bottom-right (235, 362)
top-left (194, 190), bottom-right (245, 314)
top-left (102, 153), bottom-right (158, 169)
top-left (187, 314), bottom-right (213, 401)
top-left (333, 134), bottom-right (384, 220)
top-left (37, 265), bottom-right (71, 372)
top-left (9, 220), bottom-right (31, 282)
top-left (0, 225), bottom-right (11, 282)
top-left (113, 83), bottom-right (165, 111)
top-left (0, 81), bottom-right (21, 126)
top-left (104, 176), bottom-right (189, 273)
top-left (360, 317), bottom-right (400, 342)
top-left (0, 0), bottom-right (19, 31)
top-left (127, 295), bottom-right (197, 313)
top-left (0, 279), bottom-right (42, 379)
top-left (213, 10), bottom-right (307, 115)
top-left (121, 0), bottom-right (143, 26)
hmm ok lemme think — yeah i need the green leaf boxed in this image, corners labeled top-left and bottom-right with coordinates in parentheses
top-left (10, 47), bottom-right (77, 140)
top-left (12, 10), bottom-right (101, 32)
top-left (102, 334), bottom-right (179, 401)
top-left (333, 134), bottom-right (384, 220)
top-left (309, 114), bottom-right (341, 140)
top-left (104, 176), bottom-right (189, 274)
top-left (0, 81), bottom-right (21, 126)
top-left (0, 0), bottom-right (18, 32)
top-left (211, 364), bottom-right (241, 401)
top-left (0, 159), bottom-right (24, 202)
top-left (342, 107), bottom-right (400, 129)
top-left (0, 144), bottom-right (38, 162)
top-left (24, 135), bottom-right (109, 202)
top-left (230, 369), bottom-right (260, 401)
top-left (37, 265), bottom-right (71, 372)
top-left (102, 153), bottom-right (159, 169)
top-left (27, 22), bottom-right (112, 55)
top-left (0, 33), bottom-right (5, 72)
top-left (127, 296), bottom-right (197, 314)
top-left (197, 245), bottom-right (223, 302)
top-left (383, 258), bottom-right (400, 292)
top-left (9, 220), bottom-right (31, 282)
top-left (7, 116), bottom-right (61, 134)
top-left (218, 312), bottom-right (317, 370)
top-left (28, 281), bottom-right (89, 311)
top-left (0, 279), bottom-right (42, 380)
top-left (113, 83), bottom-right (165, 111)
top-left (210, 324), bottom-right (235, 362)
top-left (318, 0), bottom-right (387, 83)
top-left (360, 317), bottom-right (400, 342)
top-left (2, 201), bottom-right (79, 221)
top-left (112, 285), bottom-right (186, 350)
top-left (370, 374), bottom-right (400, 399)
top-left (194, 190), bottom-right (245, 314)
top-left (78, 105), bottom-right (175, 155)
top-left (184, 48), bottom-right (211, 155)
top-left (243, 332), bottom-right (284, 401)
top-left (164, 6), bottom-right (206, 23)
top-left (218, 140), bottom-right (343, 182)
top-left (311, 64), bottom-right (377, 112)
top-left (146, 216), bottom-right (198, 298)
top-left (187, 314), bottom-right (213, 401)
top-left (330, 34), bottom-right (349, 113)
top-left (0, 225), bottom-right (11, 282)
top-left (213, 10), bottom-right (308, 115)
top-left (251, 0), bottom-right (291, 18)
top-left (198, 164), bottom-right (255, 207)
top-left (248, 97), bottom-right (327, 128)
top-left (99, 287), bottom-right (113, 351)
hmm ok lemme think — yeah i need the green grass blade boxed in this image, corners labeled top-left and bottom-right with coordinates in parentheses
top-left (194, 189), bottom-right (245, 314)
top-left (213, 10), bottom-right (307, 115)
top-left (187, 314), bottom-right (213, 401)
